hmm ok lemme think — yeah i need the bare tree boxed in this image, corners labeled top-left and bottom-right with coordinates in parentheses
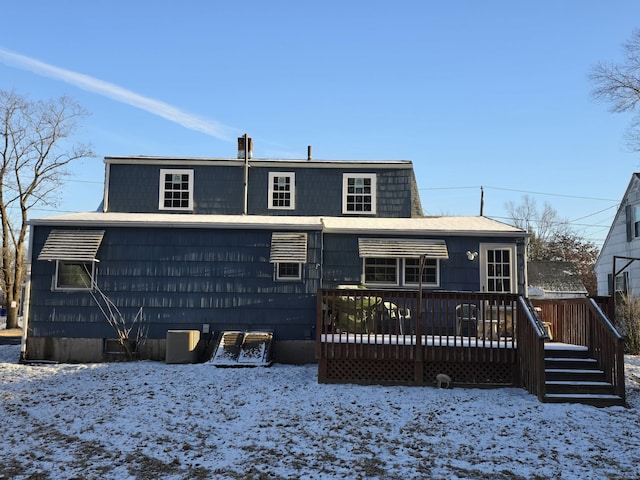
top-left (505, 195), bottom-right (599, 295)
top-left (504, 195), bottom-right (571, 260)
top-left (0, 89), bottom-right (95, 329)
top-left (90, 280), bottom-right (147, 361)
top-left (590, 29), bottom-right (640, 151)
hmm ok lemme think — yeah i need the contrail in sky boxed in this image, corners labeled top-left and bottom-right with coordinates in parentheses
top-left (0, 48), bottom-right (237, 141)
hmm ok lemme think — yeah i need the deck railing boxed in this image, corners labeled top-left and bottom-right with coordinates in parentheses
top-left (317, 289), bottom-right (524, 386)
top-left (516, 297), bottom-right (549, 401)
top-left (532, 297), bottom-right (625, 402)
top-left (317, 290), bottom-right (623, 398)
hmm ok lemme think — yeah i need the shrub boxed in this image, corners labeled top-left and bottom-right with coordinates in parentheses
top-left (615, 292), bottom-right (640, 355)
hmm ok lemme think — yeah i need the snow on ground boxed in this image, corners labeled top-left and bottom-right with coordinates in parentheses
top-left (1, 345), bottom-right (639, 480)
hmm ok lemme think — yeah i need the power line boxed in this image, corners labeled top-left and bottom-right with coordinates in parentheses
top-left (421, 185), bottom-right (619, 203)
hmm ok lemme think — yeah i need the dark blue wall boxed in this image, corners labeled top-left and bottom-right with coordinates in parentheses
top-left (322, 234), bottom-right (520, 291)
top-left (29, 226), bottom-right (321, 341)
top-left (247, 166), bottom-right (416, 217)
top-left (107, 163), bottom-right (245, 214)
top-left (106, 162), bottom-right (417, 217)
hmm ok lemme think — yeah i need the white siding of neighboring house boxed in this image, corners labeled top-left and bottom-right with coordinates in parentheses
top-left (595, 173), bottom-right (640, 297)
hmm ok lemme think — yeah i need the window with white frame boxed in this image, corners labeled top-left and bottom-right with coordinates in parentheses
top-left (270, 232), bottom-right (307, 282)
top-left (364, 258), bottom-right (398, 284)
top-left (363, 257), bottom-right (440, 287)
top-left (615, 271), bottom-right (629, 294)
top-left (268, 172), bottom-right (295, 209)
top-left (343, 173), bottom-right (376, 214)
top-left (55, 261), bottom-right (95, 290)
top-left (404, 258), bottom-right (439, 286)
top-left (276, 262), bottom-right (302, 281)
top-left (159, 169), bottom-right (194, 210)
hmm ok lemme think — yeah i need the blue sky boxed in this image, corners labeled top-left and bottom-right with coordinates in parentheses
top-left (1, 1), bottom-right (640, 247)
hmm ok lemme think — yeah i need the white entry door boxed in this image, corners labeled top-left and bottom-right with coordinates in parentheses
top-left (480, 243), bottom-right (517, 293)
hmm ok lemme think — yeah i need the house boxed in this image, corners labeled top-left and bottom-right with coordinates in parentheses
top-left (21, 137), bottom-right (530, 364)
top-left (527, 261), bottom-right (587, 299)
top-left (595, 172), bottom-right (640, 297)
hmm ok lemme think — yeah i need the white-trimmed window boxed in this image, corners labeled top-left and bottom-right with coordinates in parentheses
top-left (364, 258), bottom-right (398, 285)
top-left (634, 205), bottom-right (640, 238)
top-left (55, 261), bottom-right (95, 290)
top-left (480, 244), bottom-right (517, 293)
top-left (404, 258), bottom-right (439, 286)
top-left (363, 257), bottom-right (440, 287)
top-left (276, 262), bottom-right (302, 281)
top-left (358, 238), bottom-right (447, 287)
top-left (615, 271), bottom-right (629, 294)
top-left (343, 173), bottom-right (376, 214)
top-left (268, 172), bottom-right (295, 210)
top-left (270, 232), bottom-right (307, 282)
top-left (38, 230), bottom-right (104, 292)
top-left (159, 169), bottom-right (194, 211)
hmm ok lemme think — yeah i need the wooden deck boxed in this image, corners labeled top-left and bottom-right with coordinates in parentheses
top-left (316, 289), bottom-right (625, 405)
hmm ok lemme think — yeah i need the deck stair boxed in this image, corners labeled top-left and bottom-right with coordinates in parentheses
top-left (543, 344), bottom-right (624, 407)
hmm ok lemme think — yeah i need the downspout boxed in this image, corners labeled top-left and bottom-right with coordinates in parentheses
top-left (243, 133), bottom-right (249, 215)
top-left (103, 161), bottom-right (110, 212)
top-left (523, 236), bottom-right (530, 298)
top-left (20, 224), bottom-right (35, 362)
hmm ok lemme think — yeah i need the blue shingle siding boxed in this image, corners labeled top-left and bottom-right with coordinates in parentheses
top-left (107, 163), bottom-right (245, 214)
top-left (106, 160), bottom-right (417, 217)
top-left (249, 166), bottom-right (415, 217)
top-left (29, 226), bottom-right (321, 341)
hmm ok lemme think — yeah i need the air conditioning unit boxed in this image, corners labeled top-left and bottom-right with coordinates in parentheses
top-left (165, 330), bottom-right (201, 364)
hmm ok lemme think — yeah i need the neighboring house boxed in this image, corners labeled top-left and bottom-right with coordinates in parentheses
top-left (22, 138), bottom-right (528, 363)
top-left (595, 172), bottom-right (640, 297)
top-left (527, 261), bottom-right (587, 299)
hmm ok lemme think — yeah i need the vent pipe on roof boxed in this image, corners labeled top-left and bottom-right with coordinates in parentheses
top-left (307, 145), bottom-right (312, 161)
top-left (238, 135), bottom-right (253, 159)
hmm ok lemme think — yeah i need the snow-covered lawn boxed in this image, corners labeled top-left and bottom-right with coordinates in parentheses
top-left (1, 344), bottom-right (639, 480)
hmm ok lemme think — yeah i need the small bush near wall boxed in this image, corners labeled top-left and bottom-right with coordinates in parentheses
top-left (615, 293), bottom-right (640, 355)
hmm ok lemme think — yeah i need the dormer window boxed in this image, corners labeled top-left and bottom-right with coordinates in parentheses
top-left (343, 173), bottom-right (376, 214)
top-left (159, 169), bottom-right (193, 211)
top-left (268, 172), bottom-right (295, 210)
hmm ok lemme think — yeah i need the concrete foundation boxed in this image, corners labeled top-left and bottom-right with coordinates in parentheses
top-left (24, 337), bottom-right (317, 365)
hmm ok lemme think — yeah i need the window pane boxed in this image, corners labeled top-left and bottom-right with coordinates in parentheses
top-left (485, 248), bottom-right (513, 293)
top-left (277, 263), bottom-right (301, 280)
top-left (269, 173), bottom-right (294, 209)
top-left (404, 258), bottom-right (437, 285)
top-left (364, 258), bottom-right (397, 284)
top-left (160, 170), bottom-right (192, 210)
top-left (344, 175), bottom-right (374, 213)
top-left (58, 262), bottom-right (92, 289)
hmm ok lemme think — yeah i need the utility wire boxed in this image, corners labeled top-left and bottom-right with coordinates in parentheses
top-left (421, 185), bottom-right (619, 203)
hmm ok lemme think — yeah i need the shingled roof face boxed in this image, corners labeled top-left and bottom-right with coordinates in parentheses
top-left (527, 261), bottom-right (587, 293)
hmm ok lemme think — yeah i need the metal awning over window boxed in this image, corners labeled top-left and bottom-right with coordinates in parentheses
top-left (38, 230), bottom-right (105, 262)
top-left (270, 232), bottom-right (307, 263)
top-left (358, 238), bottom-right (449, 259)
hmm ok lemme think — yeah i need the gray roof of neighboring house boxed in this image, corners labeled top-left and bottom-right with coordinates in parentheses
top-left (528, 261), bottom-right (587, 295)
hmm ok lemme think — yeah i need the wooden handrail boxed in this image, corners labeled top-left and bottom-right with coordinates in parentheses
top-left (517, 296), bottom-right (548, 400)
top-left (587, 298), bottom-right (626, 402)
